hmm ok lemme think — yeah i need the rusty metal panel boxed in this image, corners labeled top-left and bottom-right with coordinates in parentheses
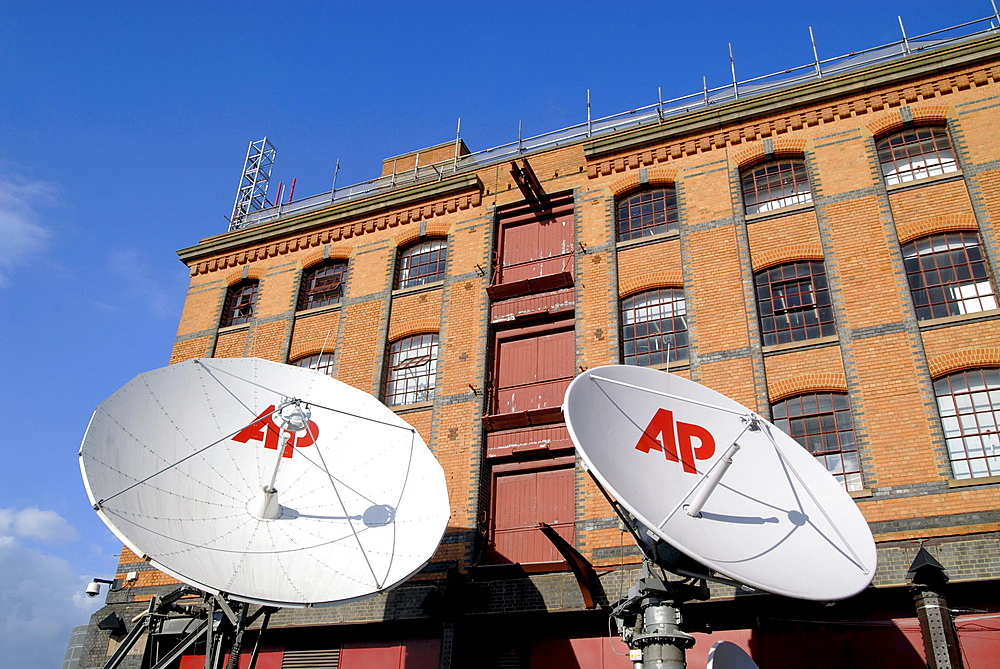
top-left (490, 288), bottom-right (575, 324)
top-left (485, 424), bottom-right (573, 458)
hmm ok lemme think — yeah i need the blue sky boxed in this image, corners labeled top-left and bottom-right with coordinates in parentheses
top-left (1, 1), bottom-right (995, 665)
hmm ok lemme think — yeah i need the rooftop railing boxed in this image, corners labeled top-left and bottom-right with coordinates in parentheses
top-left (230, 12), bottom-right (1000, 232)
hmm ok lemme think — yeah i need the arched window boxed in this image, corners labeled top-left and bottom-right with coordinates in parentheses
top-left (772, 392), bottom-right (863, 491)
top-left (616, 187), bottom-right (678, 241)
top-left (934, 368), bottom-right (1000, 480)
top-left (741, 158), bottom-right (812, 214)
top-left (384, 333), bottom-right (439, 406)
top-left (220, 279), bottom-right (258, 327)
top-left (396, 239), bottom-right (447, 289)
top-left (291, 352), bottom-right (335, 376)
top-left (877, 126), bottom-right (958, 185)
top-left (755, 261), bottom-right (836, 346)
top-left (298, 260), bottom-right (347, 310)
top-left (902, 231), bottom-right (997, 320)
top-left (620, 288), bottom-right (688, 366)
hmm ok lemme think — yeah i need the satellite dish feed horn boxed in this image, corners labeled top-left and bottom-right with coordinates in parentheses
top-left (256, 399), bottom-right (313, 520)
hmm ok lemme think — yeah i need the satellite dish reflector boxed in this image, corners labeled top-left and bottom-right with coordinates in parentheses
top-left (563, 365), bottom-right (876, 601)
top-left (79, 358), bottom-right (450, 607)
top-left (707, 641), bottom-right (760, 669)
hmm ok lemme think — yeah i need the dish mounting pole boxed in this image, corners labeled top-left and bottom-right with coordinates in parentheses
top-left (611, 561), bottom-right (708, 669)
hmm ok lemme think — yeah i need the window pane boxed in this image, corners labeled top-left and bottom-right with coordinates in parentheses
top-left (221, 280), bottom-right (258, 327)
top-left (291, 352), bottom-right (335, 376)
top-left (755, 261), bottom-right (836, 345)
top-left (742, 159), bottom-right (812, 214)
top-left (621, 288), bottom-right (688, 366)
top-left (384, 334), bottom-right (439, 406)
top-left (773, 392), bottom-right (862, 491)
top-left (878, 127), bottom-right (959, 185)
top-left (298, 261), bottom-right (347, 310)
top-left (397, 239), bottom-right (447, 289)
top-left (616, 188), bottom-right (679, 241)
top-left (935, 369), bottom-right (1000, 479)
top-left (903, 232), bottom-right (997, 320)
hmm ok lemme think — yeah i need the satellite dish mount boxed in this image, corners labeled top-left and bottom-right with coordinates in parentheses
top-left (563, 366), bottom-right (877, 669)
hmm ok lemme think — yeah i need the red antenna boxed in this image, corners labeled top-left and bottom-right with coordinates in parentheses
top-left (287, 177), bottom-right (296, 203)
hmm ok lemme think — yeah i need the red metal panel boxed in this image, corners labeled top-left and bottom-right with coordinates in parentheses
top-left (492, 465), bottom-right (575, 564)
top-left (340, 643), bottom-right (403, 668)
top-left (494, 378), bottom-right (571, 415)
top-left (537, 214), bottom-right (574, 258)
top-left (755, 620), bottom-right (925, 669)
top-left (490, 288), bottom-right (575, 324)
top-left (402, 639), bottom-right (442, 668)
top-left (494, 329), bottom-right (574, 416)
top-left (955, 613), bottom-right (1000, 668)
top-left (538, 329), bottom-right (576, 380)
top-left (485, 424), bottom-right (573, 458)
top-left (492, 470), bottom-right (542, 563)
top-left (496, 336), bottom-right (538, 389)
top-left (497, 212), bottom-right (574, 285)
top-left (503, 220), bottom-right (541, 267)
top-left (179, 648), bottom-right (283, 669)
top-left (536, 467), bottom-right (575, 545)
top-left (340, 639), bottom-right (441, 669)
top-left (686, 630), bottom-right (755, 669)
top-left (529, 636), bottom-right (632, 668)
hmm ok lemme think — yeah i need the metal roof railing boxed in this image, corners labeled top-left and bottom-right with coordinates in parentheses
top-left (230, 12), bottom-right (1000, 232)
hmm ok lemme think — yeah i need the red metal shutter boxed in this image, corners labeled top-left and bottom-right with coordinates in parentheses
top-left (492, 465), bottom-right (575, 564)
top-left (494, 329), bottom-right (574, 415)
top-left (340, 639), bottom-right (441, 669)
top-left (497, 212), bottom-right (574, 285)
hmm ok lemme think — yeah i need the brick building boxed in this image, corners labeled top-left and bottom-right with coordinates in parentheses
top-left (81, 24), bottom-right (1000, 669)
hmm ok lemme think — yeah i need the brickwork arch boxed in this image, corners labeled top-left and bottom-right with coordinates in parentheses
top-left (928, 348), bottom-right (1000, 379)
top-left (287, 344), bottom-right (335, 362)
top-left (299, 250), bottom-right (327, 269)
top-left (223, 268), bottom-right (264, 285)
top-left (387, 321), bottom-right (440, 343)
top-left (609, 168), bottom-right (679, 197)
top-left (619, 271), bottom-right (684, 298)
top-left (393, 225), bottom-right (450, 249)
top-left (750, 244), bottom-right (825, 273)
top-left (866, 105), bottom-right (951, 138)
top-left (733, 138), bottom-right (808, 170)
top-left (424, 221), bottom-right (451, 238)
top-left (895, 213), bottom-right (979, 245)
top-left (768, 373), bottom-right (849, 403)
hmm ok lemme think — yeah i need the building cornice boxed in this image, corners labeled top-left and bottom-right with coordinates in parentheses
top-left (584, 33), bottom-right (1000, 165)
top-left (177, 173), bottom-right (483, 268)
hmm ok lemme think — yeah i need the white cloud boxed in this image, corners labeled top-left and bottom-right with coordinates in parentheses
top-left (0, 535), bottom-right (102, 668)
top-left (0, 506), bottom-right (80, 544)
top-left (0, 172), bottom-right (57, 286)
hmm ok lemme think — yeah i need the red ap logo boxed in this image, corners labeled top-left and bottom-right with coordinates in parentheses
top-left (232, 405), bottom-right (319, 458)
top-left (635, 408), bottom-right (715, 474)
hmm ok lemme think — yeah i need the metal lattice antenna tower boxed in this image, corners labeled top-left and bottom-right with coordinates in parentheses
top-left (229, 138), bottom-right (276, 231)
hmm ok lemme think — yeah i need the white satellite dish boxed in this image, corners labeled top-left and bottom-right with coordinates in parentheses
top-left (706, 641), bottom-right (760, 669)
top-left (563, 365), bottom-right (876, 601)
top-left (79, 357), bottom-right (450, 607)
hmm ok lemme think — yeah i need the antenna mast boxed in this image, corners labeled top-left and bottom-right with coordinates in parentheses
top-left (229, 138), bottom-right (277, 231)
